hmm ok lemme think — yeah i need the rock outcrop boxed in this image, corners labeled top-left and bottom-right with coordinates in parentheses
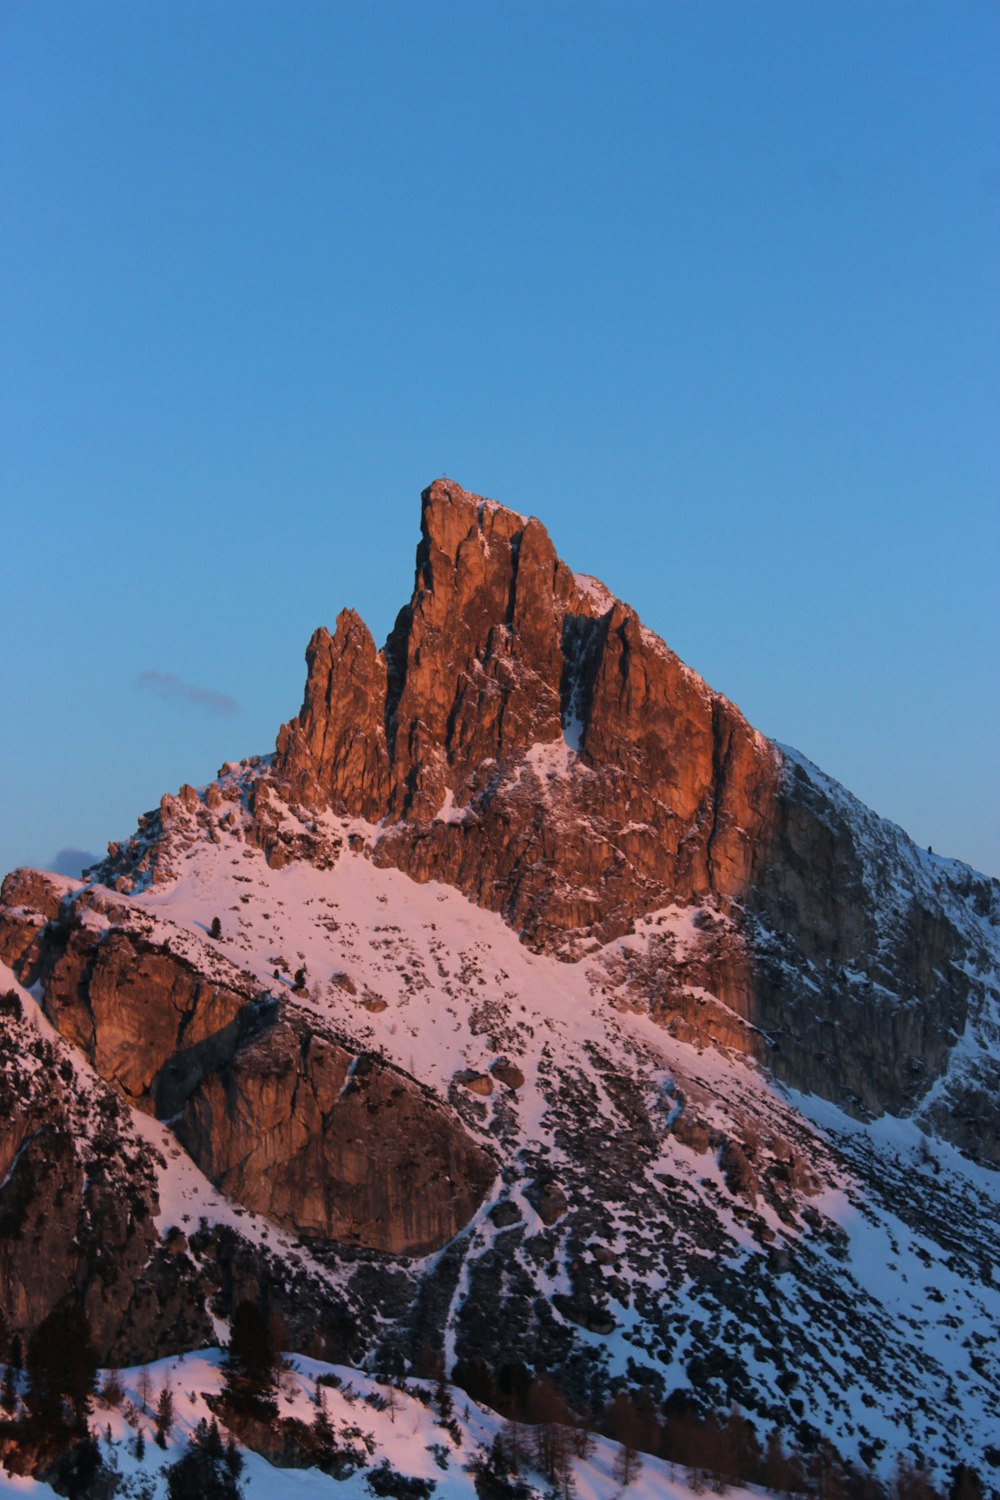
top-left (0, 986), bottom-right (211, 1364)
top-left (0, 871), bottom-right (496, 1255)
top-left (261, 480), bottom-right (998, 1161)
top-left (270, 481), bottom-right (783, 952)
top-left (173, 1015), bottom-right (496, 1255)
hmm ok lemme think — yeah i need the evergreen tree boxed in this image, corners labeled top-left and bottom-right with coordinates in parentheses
top-left (435, 1375), bottom-right (453, 1420)
top-left (1, 1362), bottom-right (17, 1416)
top-left (221, 1300), bottom-right (278, 1420)
top-left (25, 1303), bottom-right (97, 1437)
top-left (312, 1390), bottom-right (336, 1461)
top-left (950, 1465), bottom-right (984, 1500)
top-left (165, 1418), bottom-right (244, 1500)
top-left (155, 1382), bottom-right (175, 1445)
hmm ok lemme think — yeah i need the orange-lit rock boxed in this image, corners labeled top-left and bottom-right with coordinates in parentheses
top-left (271, 479), bottom-right (783, 951)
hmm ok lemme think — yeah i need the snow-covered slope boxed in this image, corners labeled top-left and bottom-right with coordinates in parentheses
top-left (0, 1351), bottom-right (769, 1500)
top-left (5, 769), bottom-right (992, 1483)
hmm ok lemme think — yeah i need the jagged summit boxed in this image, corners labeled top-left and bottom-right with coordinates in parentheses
top-left (271, 477), bottom-right (778, 952)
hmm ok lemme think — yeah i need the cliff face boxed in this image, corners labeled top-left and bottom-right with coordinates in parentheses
top-left (0, 983), bottom-right (212, 1365)
top-left (271, 481), bottom-right (782, 952)
top-left (261, 480), bottom-right (998, 1161)
top-left (0, 870), bottom-right (496, 1257)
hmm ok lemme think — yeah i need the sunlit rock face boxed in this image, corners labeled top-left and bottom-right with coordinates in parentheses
top-left (266, 479), bottom-right (999, 1162)
top-left (0, 869), bottom-right (497, 1257)
top-left (272, 479), bottom-right (784, 951)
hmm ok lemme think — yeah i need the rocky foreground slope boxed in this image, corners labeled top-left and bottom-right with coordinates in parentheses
top-left (1, 480), bottom-right (998, 1485)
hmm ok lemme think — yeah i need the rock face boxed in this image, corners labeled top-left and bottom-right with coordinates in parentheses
top-left (172, 1015), bottom-right (496, 1256)
top-left (271, 481), bottom-right (783, 951)
top-left (0, 986), bottom-right (211, 1365)
top-left (261, 480), bottom-right (998, 1163)
top-left (0, 871), bottom-right (496, 1256)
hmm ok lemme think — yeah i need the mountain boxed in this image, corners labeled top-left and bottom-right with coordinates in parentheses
top-left (1, 479), bottom-right (997, 1493)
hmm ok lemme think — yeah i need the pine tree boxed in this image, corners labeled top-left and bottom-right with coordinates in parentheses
top-left (166, 1418), bottom-right (244, 1500)
top-left (221, 1301), bottom-right (278, 1420)
top-left (312, 1391), bottom-right (336, 1462)
top-left (135, 1425), bottom-right (146, 1461)
top-left (155, 1383), bottom-right (175, 1445)
top-left (25, 1303), bottom-right (97, 1437)
top-left (435, 1375), bottom-right (453, 1419)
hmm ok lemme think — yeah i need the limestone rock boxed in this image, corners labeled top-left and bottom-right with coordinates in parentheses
top-left (490, 1060), bottom-right (525, 1091)
top-left (455, 1069), bottom-right (494, 1097)
top-left (525, 1174), bottom-right (568, 1226)
top-left (269, 480), bottom-right (783, 953)
top-left (0, 890), bottom-right (496, 1259)
top-left (173, 1017), bottom-right (497, 1255)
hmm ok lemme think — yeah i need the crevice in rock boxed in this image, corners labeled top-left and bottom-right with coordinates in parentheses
top-left (559, 612), bottom-right (608, 753)
top-left (705, 699), bottom-right (733, 888)
top-left (504, 528), bottom-right (524, 627)
top-left (382, 604), bottom-right (412, 766)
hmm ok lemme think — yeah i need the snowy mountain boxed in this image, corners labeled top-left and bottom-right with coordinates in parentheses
top-left (1, 481), bottom-right (997, 1495)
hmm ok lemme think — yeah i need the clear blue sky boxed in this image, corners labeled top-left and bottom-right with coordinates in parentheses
top-left (2, 0), bottom-right (997, 879)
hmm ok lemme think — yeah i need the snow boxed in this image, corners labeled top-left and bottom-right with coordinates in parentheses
top-left (477, 496), bottom-right (528, 527)
top-left (6, 737), bottom-right (1000, 1483)
top-left (573, 573), bottom-right (616, 615)
top-left (0, 1351), bottom-right (770, 1499)
top-left (73, 802), bottom-right (993, 1474)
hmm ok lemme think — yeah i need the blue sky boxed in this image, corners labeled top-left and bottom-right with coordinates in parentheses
top-left (1, 0), bottom-right (997, 879)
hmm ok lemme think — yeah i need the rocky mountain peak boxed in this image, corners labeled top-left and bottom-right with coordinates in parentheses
top-left (271, 479), bottom-right (779, 949)
top-left (1, 479), bottom-right (997, 1488)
